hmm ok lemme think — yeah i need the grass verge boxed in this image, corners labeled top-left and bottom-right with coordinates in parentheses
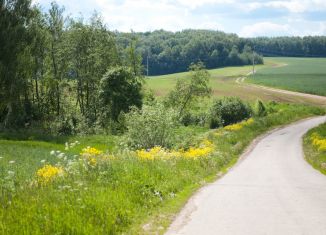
top-left (0, 103), bottom-right (325, 234)
top-left (303, 122), bottom-right (326, 175)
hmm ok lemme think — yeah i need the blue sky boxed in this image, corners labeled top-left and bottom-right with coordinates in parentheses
top-left (34, 0), bottom-right (326, 37)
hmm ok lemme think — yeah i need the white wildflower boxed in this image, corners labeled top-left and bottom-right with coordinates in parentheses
top-left (65, 142), bottom-right (69, 150)
top-left (7, 171), bottom-right (14, 175)
top-left (50, 150), bottom-right (56, 155)
top-left (40, 159), bottom-right (46, 163)
top-left (9, 160), bottom-right (15, 164)
top-left (57, 153), bottom-right (65, 159)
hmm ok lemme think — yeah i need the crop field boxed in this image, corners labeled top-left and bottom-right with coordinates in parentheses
top-left (145, 58), bottom-right (326, 107)
top-left (246, 57), bottom-right (326, 96)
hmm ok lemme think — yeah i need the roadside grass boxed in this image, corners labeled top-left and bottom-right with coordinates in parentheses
top-left (247, 57), bottom-right (326, 96)
top-left (303, 122), bottom-right (326, 175)
top-left (0, 103), bottom-right (324, 234)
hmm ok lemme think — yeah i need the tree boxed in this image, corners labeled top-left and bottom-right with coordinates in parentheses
top-left (166, 62), bottom-right (211, 117)
top-left (46, 1), bottom-right (67, 116)
top-left (126, 35), bottom-right (143, 76)
top-left (99, 66), bottom-right (143, 122)
top-left (0, 0), bottom-right (33, 127)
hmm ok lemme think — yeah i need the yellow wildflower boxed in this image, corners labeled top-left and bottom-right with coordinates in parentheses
top-left (310, 133), bottom-right (326, 152)
top-left (224, 118), bottom-right (254, 131)
top-left (37, 165), bottom-right (63, 184)
top-left (136, 146), bottom-right (164, 160)
top-left (224, 123), bottom-right (243, 131)
top-left (136, 140), bottom-right (214, 160)
top-left (80, 147), bottom-right (104, 166)
top-left (81, 147), bottom-right (103, 156)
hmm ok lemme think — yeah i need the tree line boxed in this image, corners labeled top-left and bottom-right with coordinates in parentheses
top-left (0, 0), bottom-right (143, 131)
top-left (117, 30), bottom-right (326, 75)
top-left (248, 36), bottom-right (326, 57)
top-left (116, 30), bottom-right (264, 75)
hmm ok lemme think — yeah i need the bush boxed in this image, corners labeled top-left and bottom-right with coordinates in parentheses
top-left (209, 97), bottom-right (252, 128)
top-left (254, 99), bottom-right (267, 117)
top-left (99, 66), bottom-right (143, 122)
top-left (180, 111), bottom-right (208, 127)
top-left (123, 103), bottom-right (179, 149)
top-left (49, 114), bottom-right (79, 136)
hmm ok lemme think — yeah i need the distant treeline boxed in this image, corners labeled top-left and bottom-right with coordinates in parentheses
top-left (249, 37), bottom-right (326, 57)
top-left (116, 30), bottom-right (264, 75)
top-left (116, 30), bottom-right (326, 75)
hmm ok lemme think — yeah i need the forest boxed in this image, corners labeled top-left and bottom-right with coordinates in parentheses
top-left (117, 31), bottom-right (326, 75)
top-left (117, 30), bottom-right (264, 75)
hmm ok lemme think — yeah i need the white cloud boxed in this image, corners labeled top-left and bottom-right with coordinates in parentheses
top-left (247, 0), bottom-right (326, 13)
top-left (93, 0), bottom-right (226, 32)
top-left (239, 22), bottom-right (290, 37)
top-left (173, 0), bottom-right (235, 9)
top-left (32, 0), bottom-right (326, 36)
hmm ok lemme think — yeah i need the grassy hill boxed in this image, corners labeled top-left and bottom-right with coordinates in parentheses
top-left (145, 57), bottom-right (326, 106)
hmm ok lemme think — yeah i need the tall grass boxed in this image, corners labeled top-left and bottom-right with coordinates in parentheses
top-left (0, 103), bottom-right (324, 234)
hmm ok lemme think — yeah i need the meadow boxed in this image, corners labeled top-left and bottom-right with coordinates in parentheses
top-left (0, 103), bottom-right (324, 234)
top-left (246, 57), bottom-right (326, 96)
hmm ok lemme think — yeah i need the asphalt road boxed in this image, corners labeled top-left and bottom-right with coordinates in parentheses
top-left (166, 116), bottom-right (326, 235)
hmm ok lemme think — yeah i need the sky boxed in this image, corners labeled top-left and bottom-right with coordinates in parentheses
top-left (33, 0), bottom-right (326, 37)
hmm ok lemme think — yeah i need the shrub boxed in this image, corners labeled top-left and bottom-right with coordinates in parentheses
top-left (254, 99), bottom-right (267, 117)
top-left (123, 103), bottom-right (179, 149)
top-left (209, 97), bottom-right (252, 128)
top-left (180, 111), bottom-right (208, 127)
top-left (49, 114), bottom-right (79, 136)
top-left (99, 66), bottom-right (143, 122)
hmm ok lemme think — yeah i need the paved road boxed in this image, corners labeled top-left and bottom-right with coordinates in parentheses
top-left (166, 116), bottom-right (326, 235)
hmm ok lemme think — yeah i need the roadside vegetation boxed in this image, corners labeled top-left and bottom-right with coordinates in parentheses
top-left (303, 123), bottom-right (326, 175)
top-left (247, 57), bottom-right (326, 96)
top-left (1, 95), bottom-right (324, 234)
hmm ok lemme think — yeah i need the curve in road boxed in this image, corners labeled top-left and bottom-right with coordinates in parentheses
top-left (166, 116), bottom-right (326, 235)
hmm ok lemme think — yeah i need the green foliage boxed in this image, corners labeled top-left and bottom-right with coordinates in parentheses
top-left (209, 97), bottom-right (252, 128)
top-left (165, 62), bottom-right (211, 117)
top-left (99, 66), bottom-right (143, 123)
top-left (254, 100), bottom-right (267, 117)
top-left (123, 103), bottom-right (179, 149)
top-left (250, 37), bottom-right (326, 57)
top-left (0, 0), bottom-right (34, 127)
top-left (116, 29), bottom-right (265, 75)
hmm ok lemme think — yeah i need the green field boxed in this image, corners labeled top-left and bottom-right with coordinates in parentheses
top-left (247, 57), bottom-right (326, 96)
top-left (145, 58), bottom-right (326, 107)
top-left (146, 64), bottom-right (264, 96)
